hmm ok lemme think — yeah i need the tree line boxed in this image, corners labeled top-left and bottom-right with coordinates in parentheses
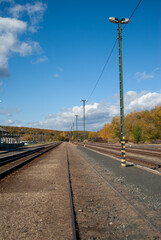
top-left (99, 105), bottom-right (161, 143)
top-left (1, 126), bottom-right (67, 142)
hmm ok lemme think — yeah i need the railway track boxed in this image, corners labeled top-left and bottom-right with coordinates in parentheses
top-left (0, 142), bottom-right (78, 239)
top-left (0, 143), bottom-right (57, 159)
top-left (0, 142), bottom-right (61, 180)
top-left (68, 143), bottom-right (161, 239)
top-left (75, 142), bottom-right (161, 170)
top-left (66, 148), bottom-right (79, 240)
top-left (88, 142), bottom-right (161, 158)
top-left (0, 142), bottom-right (160, 239)
top-left (0, 143), bottom-right (80, 240)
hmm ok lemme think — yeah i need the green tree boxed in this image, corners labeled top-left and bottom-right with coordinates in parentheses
top-left (132, 125), bottom-right (142, 143)
top-left (111, 116), bottom-right (121, 141)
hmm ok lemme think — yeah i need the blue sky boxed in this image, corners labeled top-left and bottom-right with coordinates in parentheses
top-left (0, 0), bottom-right (161, 131)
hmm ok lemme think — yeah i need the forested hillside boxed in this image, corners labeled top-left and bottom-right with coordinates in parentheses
top-left (1, 126), bottom-right (68, 142)
top-left (99, 105), bottom-right (161, 143)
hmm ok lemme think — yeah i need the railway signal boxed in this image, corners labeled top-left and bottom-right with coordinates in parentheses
top-left (109, 17), bottom-right (130, 167)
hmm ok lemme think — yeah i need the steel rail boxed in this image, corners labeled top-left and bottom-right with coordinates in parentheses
top-left (0, 143), bottom-right (58, 159)
top-left (86, 144), bottom-right (161, 168)
top-left (0, 143), bottom-right (60, 166)
top-left (66, 148), bottom-right (78, 240)
top-left (87, 142), bottom-right (161, 158)
top-left (0, 143), bottom-right (61, 180)
top-left (82, 143), bottom-right (161, 157)
top-left (0, 148), bottom-right (45, 166)
top-left (82, 152), bottom-right (161, 238)
top-left (77, 143), bottom-right (161, 169)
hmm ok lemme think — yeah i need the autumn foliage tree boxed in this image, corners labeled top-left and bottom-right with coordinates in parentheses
top-left (99, 123), bottom-right (113, 142)
top-left (99, 105), bottom-right (161, 143)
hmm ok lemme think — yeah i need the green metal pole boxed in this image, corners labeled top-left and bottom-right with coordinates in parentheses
top-left (118, 20), bottom-right (126, 167)
top-left (83, 101), bottom-right (85, 132)
top-left (75, 115), bottom-right (78, 131)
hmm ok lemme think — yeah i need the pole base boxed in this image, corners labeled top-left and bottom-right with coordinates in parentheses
top-left (121, 160), bottom-right (126, 167)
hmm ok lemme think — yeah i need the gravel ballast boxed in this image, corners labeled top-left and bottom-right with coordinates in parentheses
top-left (0, 142), bottom-right (161, 239)
top-left (0, 143), bottom-right (72, 240)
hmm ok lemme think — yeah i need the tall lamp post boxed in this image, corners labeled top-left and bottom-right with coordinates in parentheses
top-left (109, 17), bottom-right (130, 167)
top-left (80, 99), bottom-right (88, 132)
top-left (75, 115), bottom-right (78, 131)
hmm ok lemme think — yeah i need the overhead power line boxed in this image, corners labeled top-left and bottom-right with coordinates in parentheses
top-left (87, 0), bottom-right (143, 102)
top-left (88, 38), bottom-right (117, 101)
top-left (123, 0), bottom-right (143, 31)
top-left (129, 0), bottom-right (143, 19)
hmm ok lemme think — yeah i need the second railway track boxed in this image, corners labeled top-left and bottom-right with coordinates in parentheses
top-left (75, 142), bottom-right (161, 170)
top-left (66, 147), bottom-right (79, 240)
top-left (0, 142), bottom-right (61, 180)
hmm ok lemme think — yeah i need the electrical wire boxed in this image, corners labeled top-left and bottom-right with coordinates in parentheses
top-left (129, 0), bottom-right (143, 19)
top-left (88, 38), bottom-right (117, 101)
top-left (123, 0), bottom-right (143, 31)
top-left (87, 0), bottom-right (143, 102)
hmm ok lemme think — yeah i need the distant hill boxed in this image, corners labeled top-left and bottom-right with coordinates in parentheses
top-left (0, 126), bottom-right (91, 142)
top-left (0, 126), bottom-right (63, 142)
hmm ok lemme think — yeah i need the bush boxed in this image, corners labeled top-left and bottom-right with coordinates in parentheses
top-left (132, 125), bottom-right (142, 143)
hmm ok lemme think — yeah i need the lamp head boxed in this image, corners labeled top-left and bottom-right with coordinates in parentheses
top-left (109, 17), bottom-right (119, 23)
top-left (121, 18), bottom-right (130, 24)
top-left (109, 17), bottom-right (130, 24)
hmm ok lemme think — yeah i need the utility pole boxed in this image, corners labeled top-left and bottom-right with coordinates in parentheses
top-left (109, 17), bottom-right (130, 167)
top-left (80, 99), bottom-right (88, 131)
top-left (75, 115), bottom-right (78, 131)
top-left (70, 126), bottom-right (72, 141)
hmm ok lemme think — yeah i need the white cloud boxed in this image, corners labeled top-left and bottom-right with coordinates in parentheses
top-left (13, 41), bottom-right (41, 56)
top-left (9, 2), bottom-right (47, 32)
top-left (27, 90), bottom-right (161, 131)
top-left (5, 119), bottom-right (21, 125)
top-left (135, 68), bottom-right (160, 80)
top-left (6, 119), bottom-right (14, 124)
top-left (0, 2), bottom-right (47, 78)
top-left (0, 17), bottom-right (40, 77)
top-left (57, 66), bottom-right (63, 72)
top-left (0, 107), bottom-right (21, 116)
top-left (53, 67), bottom-right (63, 78)
top-left (125, 91), bottom-right (161, 112)
top-left (54, 73), bottom-right (59, 78)
top-left (32, 55), bottom-right (48, 64)
top-left (0, 17), bottom-right (27, 77)
top-left (0, 17), bottom-right (26, 32)
top-left (12, 42), bottom-right (31, 56)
